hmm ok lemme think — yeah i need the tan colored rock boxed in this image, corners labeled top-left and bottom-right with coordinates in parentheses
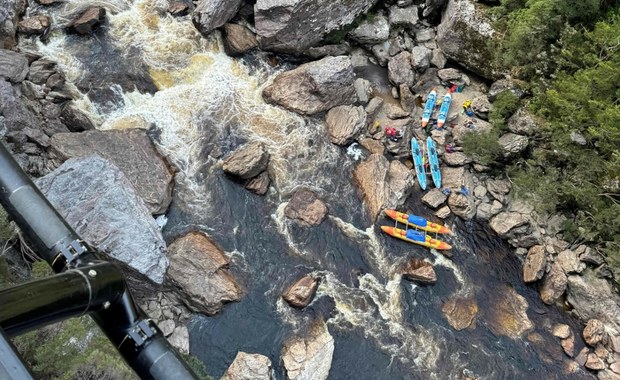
top-left (285, 189), bottom-right (328, 226)
top-left (221, 352), bottom-right (273, 380)
top-left (523, 245), bottom-right (547, 283)
top-left (448, 193), bottom-right (476, 220)
top-left (584, 319), bottom-right (607, 346)
top-left (489, 212), bottom-right (528, 238)
top-left (223, 23), bottom-right (258, 56)
top-left (435, 206), bottom-right (451, 219)
top-left (598, 370), bottom-right (620, 380)
top-left (586, 353), bottom-right (606, 371)
top-left (485, 285), bottom-right (533, 339)
top-left (552, 324), bottom-right (571, 339)
top-left (576, 347), bottom-right (590, 366)
top-left (540, 262), bottom-right (567, 305)
top-left (611, 362), bottom-right (620, 375)
top-left (596, 344), bottom-right (610, 362)
top-left (562, 334), bottom-right (575, 357)
top-left (443, 152), bottom-right (472, 166)
top-left (223, 142), bottom-right (270, 180)
top-left (557, 249), bottom-right (585, 274)
top-left (167, 232), bottom-right (242, 315)
top-left (168, 326), bottom-right (189, 355)
top-left (17, 15), bottom-right (51, 36)
top-left (245, 171), bottom-right (270, 195)
top-left (282, 321), bottom-right (334, 380)
top-left (567, 271), bottom-right (620, 331)
top-left (399, 259), bottom-right (436, 284)
top-left (442, 297), bottom-right (478, 331)
top-left (282, 275), bottom-right (320, 309)
top-left (325, 105), bottom-right (366, 145)
top-left (422, 188), bottom-right (447, 209)
top-left (358, 137), bottom-right (384, 155)
top-left (66, 6), bottom-right (106, 35)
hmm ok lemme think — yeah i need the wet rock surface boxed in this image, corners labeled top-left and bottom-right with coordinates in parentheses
top-left (282, 274), bottom-right (320, 309)
top-left (223, 23), bottom-right (258, 56)
top-left (223, 142), bottom-right (270, 180)
top-left (282, 321), bottom-right (334, 380)
top-left (284, 189), bottom-right (328, 227)
top-left (192, 0), bottom-right (242, 34)
top-left (400, 258), bottom-right (437, 284)
top-left (221, 352), bottom-right (274, 380)
top-left (325, 105), bottom-right (366, 145)
top-left (66, 7), bottom-right (106, 35)
top-left (442, 297), bottom-right (478, 330)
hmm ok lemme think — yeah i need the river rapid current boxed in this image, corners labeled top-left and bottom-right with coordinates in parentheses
top-left (18, 1), bottom-right (595, 379)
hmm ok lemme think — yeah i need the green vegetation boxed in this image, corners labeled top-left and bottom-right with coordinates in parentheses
top-left (0, 205), bottom-right (14, 241)
top-left (474, 1), bottom-right (620, 269)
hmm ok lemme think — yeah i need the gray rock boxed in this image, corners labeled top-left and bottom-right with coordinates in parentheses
top-left (552, 324), bottom-right (571, 339)
top-left (473, 185), bottom-right (487, 199)
top-left (223, 141), bottom-right (270, 180)
top-left (422, 188), bottom-right (447, 208)
top-left (223, 23), bottom-right (258, 56)
top-left (282, 274), bottom-right (319, 308)
top-left (443, 152), bottom-right (471, 166)
top-left (490, 211), bottom-right (528, 238)
top-left (168, 0), bottom-right (193, 17)
top-left (244, 171), bottom-right (270, 196)
top-left (499, 133), bottom-right (529, 158)
top-left (263, 56), bottom-right (357, 115)
top-left (411, 45), bottom-right (431, 71)
top-left (365, 96), bottom-right (384, 118)
top-left (167, 232), bottom-right (242, 315)
top-left (476, 202), bottom-right (493, 220)
top-left (452, 118), bottom-right (492, 145)
top-left (486, 179), bottom-right (511, 203)
top-left (437, 67), bottom-right (470, 86)
top-left (59, 103), bottom-right (96, 132)
top-left (435, 205), bottom-right (451, 219)
top-left (399, 84), bottom-right (416, 113)
top-left (49, 129), bottom-right (174, 214)
top-left (583, 319), bottom-right (606, 346)
top-left (17, 15), bottom-right (51, 36)
top-left (389, 5), bottom-right (419, 29)
top-left (0, 49), bottom-right (28, 83)
top-left (27, 58), bottom-right (57, 85)
top-left (159, 319), bottom-right (175, 336)
top-left (523, 245), bottom-right (546, 283)
top-left (221, 352), bottom-right (273, 380)
top-left (36, 156), bottom-right (169, 283)
top-left (325, 105), bottom-right (366, 145)
top-left (471, 95), bottom-right (492, 120)
top-left (430, 49), bottom-right (447, 68)
top-left (436, 0), bottom-right (502, 80)
top-left (570, 131), bottom-right (587, 146)
top-left (371, 41), bottom-right (390, 66)
top-left (284, 188), bottom-right (328, 226)
top-left (557, 249), bottom-right (586, 274)
top-left (423, 0), bottom-right (447, 18)
top-left (488, 78), bottom-right (526, 101)
top-left (349, 13), bottom-right (389, 45)
top-left (415, 28), bottom-right (435, 42)
top-left (66, 7), bottom-right (106, 35)
top-left (507, 108), bottom-right (539, 136)
top-left (448, 192), bottom-right (476, 220)
top-left (388, 51), bottom-right (414, 87)
top-left (305, 43), bottom-right (350, 59)
top-left (567, 270), bottom-right (620, 331)
top-left (490, 200), bottom-right (503, 215)
top-left (282, 321), bottom-right (334, 380)
top-left (192, 0), bottom-right (242, 34)
top-left (255, 0), bottom-right (377, 54)
top-left (168, 326), bottom-right (190, 355)
top-left (576, 245), bottom-right (605, 266)
top-left (355, 78), bottom-right (372, 105)
top-left (540, 262), bottom-right (567, 305)
top-left (400, 258), bottom-right (436, 284)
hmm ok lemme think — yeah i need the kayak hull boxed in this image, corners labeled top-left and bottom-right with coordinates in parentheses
top-left (437, 93), bottom-right (452, 128)
top-left (411, 138), bottom-right (427, 190)
top-left (381, 226), bottom-right (452, 250)
top-left (421, 90), bottom-right (437, 127)
top-left (426, 137), bottom-right (442, 188)
top-left (384, 209), bottom-right (451, 234)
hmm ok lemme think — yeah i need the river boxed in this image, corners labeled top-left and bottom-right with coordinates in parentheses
top-left (18, 1), bottom-right (594, 379)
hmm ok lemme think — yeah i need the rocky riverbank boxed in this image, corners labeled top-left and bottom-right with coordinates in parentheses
top-left (1, 0), bottom-right (619, 378)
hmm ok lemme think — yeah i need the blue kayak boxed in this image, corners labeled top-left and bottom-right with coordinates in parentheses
top-left (437, 92), bottom-right (452, 128)
top-left (411, 138), bottom-right (427, 190)
top-left (426, 136), bottom-right (441, 188)
top-left (421, 90), bottom-right (437, 127)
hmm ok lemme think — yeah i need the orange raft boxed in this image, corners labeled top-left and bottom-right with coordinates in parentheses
top-left (384, 210), bottom-right (451, 234)
top-left (381, 226), bottom-right (452, 250)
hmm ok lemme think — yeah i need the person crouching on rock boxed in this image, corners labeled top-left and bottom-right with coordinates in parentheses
top-left (385, 126), bottom-right (403, 142)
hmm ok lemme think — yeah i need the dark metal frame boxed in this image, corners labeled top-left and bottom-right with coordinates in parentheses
top-left (0, 142), bottom-right (198, 379)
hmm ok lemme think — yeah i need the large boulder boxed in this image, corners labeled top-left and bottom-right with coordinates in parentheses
top-left (263, 56), bottom-right (357, 115)
top-left (388, 5), bottom-right (419, 29)
top-left (388, 51), bottom-right (414, 87)
top-left (488, 78), bottom-right (527, 101)
top-left (556, 249), bottom-right (585, 274)
top-left (489, 211), bottom-right (528, 238)
top-left (49, 129), bottom-right (174, 215)
top-left (282, 320), bottom-right (334, 380)
top-left (348, 13), bottom-right (389, 45)
top-left (325, 105), bottom-right (366, 145)
top-left (223, 23), bottom-right (259, 56)
top-left (353, 154), bottom-right (414, 222)
top-left (442, 297), bottom-right (478, 330)
top-left (282, 274), bottom-right (320, 309)
top-left (66, 6), bottom-right (106, 35)
top-left (167, 232), bottom-right (242, 315)
top-left (436, 0), bottom-right (501, 80)
top-left (192, 0), bottom-right (243, 34)
top-left (523, 245), bottom-right (546, 283)
top-left (0, 0), bottom-right (24, 49)
top-left (284, 189), bottom-right (328, 226)
top-left (17, 15), bottom-right (50, 36)
top-left (583, 319), bottom-right (606, 347)
top-left (540, 262), bottom-right (567, 305)
top-left (498, 133), bottom-right (528, 158)
top-left (411, 46), bottom-right (431, 71)
top-left (422, 188), bottom-right (447, 208)
top-left (36, 156), bottom-right (169, 283)
top-left (507, 108), bottom-right (539, 136)
top-left (567, 270), bottom-right (620, 331)
top-left (0, 49), bottom-right (28, 83)
top-left (443, 152), bottom-right (471, 166)
top-left (221, 352), bottom-right (273, 380)
top-left (452, 118), bottom-right (493, 145)
top-left (399, 258), bottom-right (436, 284)
top-left (255, 0), bottom-right (377, 54)
top-left (223, 142), bottom-right (270, 180)
top-left (448, 193), bottom-right (476, 220)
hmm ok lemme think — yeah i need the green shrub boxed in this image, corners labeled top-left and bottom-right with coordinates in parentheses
top-left (489, 91), bottom-right (521, 131)
top-left (462, 128), bottom-right (503, 166)
top-left (0, 205), bottom-right (14, 241)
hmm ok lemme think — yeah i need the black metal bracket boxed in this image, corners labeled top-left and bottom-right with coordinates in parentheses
top-left (121, 319), bottom-right (157, 350)
top-left (50, 238), bottom-right (89, 271)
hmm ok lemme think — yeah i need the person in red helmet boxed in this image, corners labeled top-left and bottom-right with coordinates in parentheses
top-left (384, 126), bottom-right (402, 142)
